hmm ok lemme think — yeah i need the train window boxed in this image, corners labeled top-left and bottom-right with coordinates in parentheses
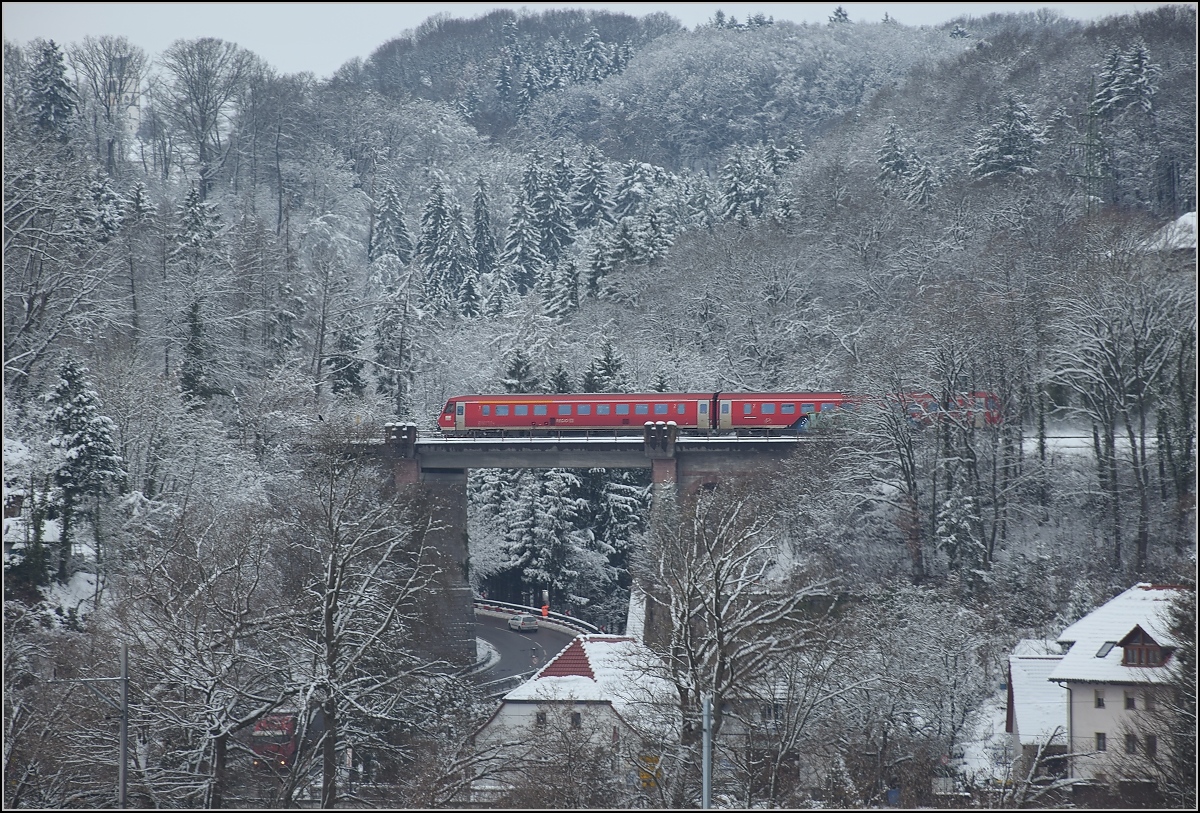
top-left (534, 405), bottom-right (548, 416)
top-left (700, 403), bottom-right (708, 414)
top-left (721, 403), bottom-right (730, 414)
top-left (482, 405), bottom-right (491, 416)
top-left (496, 405), bottom-right (509, 416)
top-left (677, 403), bottom-right (685, 414)
top-left (515, 405), bottom-right (529, 416)
top-left (762, 403), bottom-right (776, 414)
top-left (743, 403), bottom-right (754, 415)
top-left (781, 403), bottom-right (796, 414)
top-left (635, 404), bottom-right (650, 415)
top-left (820, 403), bottom-right (836, 413)
top-left (802, 404), bottom-right (816, 414)
top-left (457, 403), bottom-right (464, 415)
top-left (597, 404), bottom-right (611, 415)
top-left (616, 404), bottom-right (630, 415)
top-left (578, 405), bottom-right (591, 415)
top-left (557, 404), bottom-right (572, 416)
top-left (443, 403), bottom-right (455, 414)
top-left (654, 404), bottom-right (668, 415)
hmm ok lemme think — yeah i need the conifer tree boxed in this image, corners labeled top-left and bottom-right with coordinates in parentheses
top-left (373, 288), bottom-right (413, 417)
top-left (471, 178), bottom-right (498, 280)
top-left (28, 39), bottom-right (75, 141)
top-left (968, 96), bottom-right (1047, 180)
top-left (582, 340), bottom-right (627, 392)
top-left (501, 194), bottom-right (545, 296)
top-left (502, 350), bottom-right (540, 394)
top-left (44, 359), bottom-right (126, 580)
top-left (81, 173), bottom-right (125, 243)
top-left (876, 121), bottom-right (911, 191)
top-left (179, 299), bottom-right (220, 405)
top-left (329, 314), bottom-right (367, 397)
top-left (415, 181), bottom-right (456, 310)
top-left (575, 147), bottom-right (612, 229)
top-left (457, 268), bottom-right (483, 319)
top-left (579, 27), bottom-right (610, 82)
top-left (371, 182), bottom-right (413, 265)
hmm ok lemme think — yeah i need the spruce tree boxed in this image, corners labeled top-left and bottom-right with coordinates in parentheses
top-left (44, 359), bottom-right (126, 581)
top-left (500, 194), bottom-right (545, 296)
top-left (876, 121), bottom-right (911, 191)
top-left (502, 350), bottom-right (540, 394)
top-left (28, 39), bottom-right (75, 141)
top-left (575, 147), bottom-right (612, 229)
top-left (370, 182), bottom-right (414, 265)
top-left (968, 96), bottom-right (1047, 180)
top-left (472, 178), bottom-right (498, 280)
top-left (329, 314), bottom-right (367, 397)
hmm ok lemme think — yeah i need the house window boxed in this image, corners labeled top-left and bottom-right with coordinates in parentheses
top-left (1144, 691), bottom-right (1157, 711)
top-left (1095, 733), bottom-right (1107, 752)
top-left (1123, 643), bottom-right (1163, 666)
top-left (1094, 690), bottom-right (1105, 709)
top-left (570, 711), bottom-right (582, 728)
top-left (535, 711), bottom-right (547, 726)
top-left (1125, 734), bottom-right (1138, 754)
top-left (1125, 693), bottom-right (1136, 710)
top-left (1145, 734), bottom-right (1158, 757)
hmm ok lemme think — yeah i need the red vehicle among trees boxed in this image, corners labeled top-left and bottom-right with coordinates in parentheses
top-left (250, 712), bottom-right (298, 770)
top-left (436, 391), bottom-right (1001, 436)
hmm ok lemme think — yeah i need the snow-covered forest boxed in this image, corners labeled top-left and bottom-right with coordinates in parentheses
top-left (3, 5), bottom-right (1196, 808)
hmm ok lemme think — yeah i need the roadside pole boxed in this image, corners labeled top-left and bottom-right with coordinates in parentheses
top-left (701, 694), bottom-right (712, 809)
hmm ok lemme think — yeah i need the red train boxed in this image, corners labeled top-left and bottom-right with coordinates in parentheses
top-left (436, 391), bottom-right (1001, 436)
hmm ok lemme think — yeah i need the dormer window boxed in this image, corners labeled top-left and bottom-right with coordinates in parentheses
top-left (1118, 625), bottom-right (1170, 667)
top-left (1123, 644), bottom-right (1162, 666)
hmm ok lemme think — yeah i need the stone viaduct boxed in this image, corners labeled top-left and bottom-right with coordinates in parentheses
top-left (370, 423), bottom-right (812, 667)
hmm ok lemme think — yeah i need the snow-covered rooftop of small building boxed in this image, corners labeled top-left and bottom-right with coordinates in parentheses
top-left (1145, 210), bottom-right (1196, 251)
top-left (1008, 640), bottom-right (1067, 746)
top-left (1050, 583), bottom-right (1186, 684)
top-left (504, 634), bottom-right (678, 733)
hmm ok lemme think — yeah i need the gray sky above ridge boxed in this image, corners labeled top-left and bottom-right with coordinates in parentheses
top-left (4, 2), bottom-right (1179, 80)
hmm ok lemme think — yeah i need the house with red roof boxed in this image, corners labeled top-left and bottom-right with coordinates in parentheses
top-left (471, 634), bottom-right (679, 800)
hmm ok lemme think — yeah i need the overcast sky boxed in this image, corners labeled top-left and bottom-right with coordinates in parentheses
top-left (3, 2), bottom-right (1177, 79)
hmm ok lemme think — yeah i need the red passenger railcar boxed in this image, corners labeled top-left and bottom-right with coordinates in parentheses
top-left (437, 393), bottom-right (713, 436)
top-left (436, 390), bottom-right (1001, 436)
top-left (718, 392), bottom-right (851, 432)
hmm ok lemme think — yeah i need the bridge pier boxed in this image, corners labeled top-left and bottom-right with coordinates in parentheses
top-left (384, 424), bottom-right (474, 667)
top-left (371, 424), bottom-right (810, 658)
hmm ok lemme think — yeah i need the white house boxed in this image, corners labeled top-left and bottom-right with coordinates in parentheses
top-left (1005, 639), bottom-right (1068, 778)
top-left (1047, 582), bottom-right (1187, 790)
top-left (471, 634), bottom-right (679, 799)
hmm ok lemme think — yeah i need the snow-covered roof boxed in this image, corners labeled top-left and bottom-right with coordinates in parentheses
top-left (1008, 640), bottom-right (1067, 746)
top-left (1145, 210), bottom-right (1197, 252)
top-left (1050, 583), bottom-right (1187, 685)
top-left (503, 634), bottom-right (678, 734)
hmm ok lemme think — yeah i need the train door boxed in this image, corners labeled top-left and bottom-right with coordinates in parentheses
top-left (697, 400), bottom-right (710, 432)
top-left (456, 402), bottom-right (466, 432)
top-left (718, 399), bottom-right (733, 431)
